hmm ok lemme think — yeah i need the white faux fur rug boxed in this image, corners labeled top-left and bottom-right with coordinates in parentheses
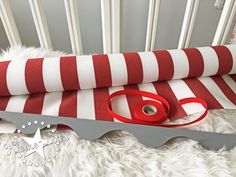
top-left (0, 46), bottom-right (236, 177)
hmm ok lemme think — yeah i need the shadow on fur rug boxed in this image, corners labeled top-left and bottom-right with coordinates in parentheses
top-left (0, 46), bottom-right (236, 177)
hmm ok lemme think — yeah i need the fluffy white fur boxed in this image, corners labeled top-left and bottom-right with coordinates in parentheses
top-left (0, 46), bottom-right (236, 177)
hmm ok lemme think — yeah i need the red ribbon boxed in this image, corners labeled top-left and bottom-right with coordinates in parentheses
top-left (106, 89), bottom-right (208, 127)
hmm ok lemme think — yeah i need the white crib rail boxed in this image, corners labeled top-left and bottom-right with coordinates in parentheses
top-left (0, 0), bottom-right (235, 53)
top-left (64, 0), bottom-right (83, 55)
top-left (213, 0), bottom-right (236, 45)
top-left (29, 0), bottom-right (52, 49)
top-left (0, 0), bottom-right (21, 46)
top-left (145, 0), bottom-right (160, 51)
top-left (101, 0), bottom-right (112, 54)
top-left (178, 0), bottom-right (199, 49)
top-left (111, 0), bottom-right (120, 53)
top-left (101, 0), bottom-right (121, 54)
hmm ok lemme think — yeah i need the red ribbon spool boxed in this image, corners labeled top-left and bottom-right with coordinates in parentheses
top-left (134, 100), bottom-right (167, 123)
top-left (106, 89), bottom-right (208, 127)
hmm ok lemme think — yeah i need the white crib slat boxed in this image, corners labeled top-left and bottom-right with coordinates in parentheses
top-left (212, 0), bottom-right (235, 45)
top-left (184, 0), bottom-right (199, 48)
top-left (29, 0), bottom-right (52, 49)
top-left (178, 0), bottom-right (199, 49)
top-left (150, 0), bottom-right (160, 51)
top-left (64, 0), bottom-right (83, 55)
top-left (178, 0), bottom-right (194, 49)
top-left (221, 0), bottom-right (236, 45)
top-left (145, 0), bottom-right (155, 51)
top-left (101, 0), bottom-right (112, 54)
top-left (145, 0), bottom-right (160, 51)
top-left (111, 0), bottom-right (120, 53)
top-left (0, 0), bottom-right (21, 46)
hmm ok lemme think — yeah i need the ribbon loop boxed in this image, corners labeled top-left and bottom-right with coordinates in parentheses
top-left (106, 89), bottom-right (208, 128)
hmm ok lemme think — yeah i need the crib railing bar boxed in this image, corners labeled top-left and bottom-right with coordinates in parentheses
top-left (111, 0), bottom-right (120, 53)
top-left (64, 0), bottom-right (83, 55)
top-left (145, 0), bottom-right (155, 51)
top-left (221, 0), bottom-right (236, 45)
top-left (184, 0), bottom-right (199, 48)
top-left (150, 0), bottom-right (160, 51)
top-left (178, 0), bottom-right (199, 49)
top-left (0, 0), bottom-right (21, 46)
top-left (29, 0), bottom-right (52, 49)
top-left (178, 0), bottom-right (194, 49)
top-left (145, 0), bottom-right (160, 51)
top-left (212, 0), bottom-right (234, 45)
top-left (101, 0), bottom-right (112, 54)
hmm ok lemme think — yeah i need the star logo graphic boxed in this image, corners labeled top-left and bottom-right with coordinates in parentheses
top-left (22, 128), bottom-right (47, 158)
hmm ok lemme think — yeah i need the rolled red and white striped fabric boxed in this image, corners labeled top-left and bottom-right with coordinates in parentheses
top-left (1, 45), bottom-right (236, 133)
top-left (1, 45), bottom-right (236, 97)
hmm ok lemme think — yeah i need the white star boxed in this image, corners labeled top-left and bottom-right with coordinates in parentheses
top-left (22, 128), bottom-right (47, 158)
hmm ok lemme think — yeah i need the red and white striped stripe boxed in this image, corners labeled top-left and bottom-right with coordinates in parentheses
top-left (222, 75), bottom-right (236, 94)
top-left (7, 59), bottom-right (29, 95)
top-left (0, 45), bottom-right (236, 97)
top-left (25, 59), bottom-right (46, 93)
top-left (6, 95), bottom-right (29, 112)
top-left (198, 77), bottom-right (235, 109)
top-left (168, 49), bottom-right (189, 79)
top-left (76, 55), bottom-right (96, 89)
top-left (77, 89), bottom-right (96, 120)
top-left (196, 47), bottom-right (219, 76)
top-left (41, 92), bottom-right (62, 116)
top-left (43, 57), bottom-right (63, 92)
top-left (108, 53), bottom-right (128, 86)
top-left (138, 52), bottom-right (158, 83)
top-left (108, 86), bottom-right (131, 123)
top-left (59, 91), bottom-right (77, 118)
top-left (168, 79), bottom-right (205, 115)
top-left (226, 45), bottom-right (236, 74)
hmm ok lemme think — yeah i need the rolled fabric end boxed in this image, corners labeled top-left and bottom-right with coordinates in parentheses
top-left (0, 45), bottom-right (235, 96)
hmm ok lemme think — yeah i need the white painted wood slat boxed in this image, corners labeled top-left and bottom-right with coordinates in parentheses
top-left (212, 0), bottom-right (235, 45)
top-left (145, 0), bottom-right (160, 51)
top-left (221, 0), bottom-right (236, 45)
top-left (111, 0), bottom-right (120, 53)
top-left (150, 0), bottom-right (160, 51)
top-left (29, 0), bottom-right (52, 49)
top-left (178, 0), bottom-right (199, 49)
top-left (101, 0), bottom-right (112, 54)
top-left (0, 0), bottom-right (21, 46)
top-left (64, 0), bottom-right (83, 55)
top-left (184, 0), bottom-right (199, 48)
top-left (145, 0), bottom-right (155, 51)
